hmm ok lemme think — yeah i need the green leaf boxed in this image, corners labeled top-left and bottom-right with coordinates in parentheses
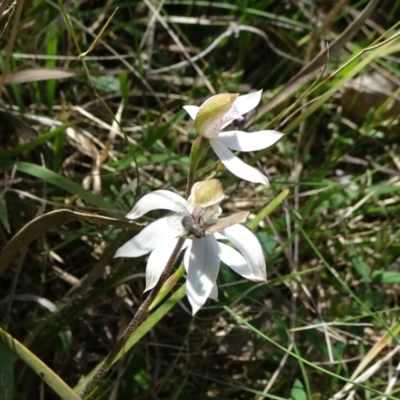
top-left (0, 197), bottom-right (10, 233)
top-left (349, 253), bottom-right (371, 282)
top-left (256, 232), bottom-right (277, 255)
top-left (372, 271), bottom-right (400, 284)
top-left (91, 75), bottom-right (119, 92)
top-left (290, 379), bottom-right (307, 400)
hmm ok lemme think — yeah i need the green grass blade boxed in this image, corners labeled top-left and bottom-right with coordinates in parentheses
top-left (0, 123), bottom-right (76, 160)
top-left (247, 188), bottom-right (290, 230)
top-left (0, 341), bottom-right (14, 400)
top-left (0, 161), bottom-right (121, 216)
top-left (0, 327), bottom-right (81, 400)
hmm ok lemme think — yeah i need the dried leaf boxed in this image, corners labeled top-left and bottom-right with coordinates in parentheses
top-left (0, 209), bottom-right (141, 277)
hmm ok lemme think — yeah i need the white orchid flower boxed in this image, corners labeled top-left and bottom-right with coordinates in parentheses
top-left (183, 90), bottom-right (283, 185)
top-left (114, 180), bottom-right (266, 314)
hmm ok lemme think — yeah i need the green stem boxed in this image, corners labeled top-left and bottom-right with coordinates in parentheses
top-left (149, 265), bottom-right (186, 312)
top-left (185, 135), bottom-right (208, 198)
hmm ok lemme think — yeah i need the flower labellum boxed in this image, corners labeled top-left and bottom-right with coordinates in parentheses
top-left (183, 90), bottom-right (284, 185)
top-left (114, 179), bottom-right (267, 314)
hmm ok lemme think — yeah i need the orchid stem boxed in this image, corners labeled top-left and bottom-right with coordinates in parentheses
top-left (186, 152), bottom-right (196, 199)
top-left (79, 237), bottom-right (185, 399)
top-left (80, 130), bottom-right (205, 398)
top-left (185, 135), bottom-right (207, 198)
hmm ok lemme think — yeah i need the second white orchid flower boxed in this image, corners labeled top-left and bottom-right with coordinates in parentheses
top-left (183, 90), bottom-right (283, 185)
top-left (115, 180), bottom-right (266, 314)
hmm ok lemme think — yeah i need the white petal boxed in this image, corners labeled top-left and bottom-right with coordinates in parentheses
top-left (145, 238), bottom-right (189, 291)
top-left (114, 217), bottom-right (183, 258)
top-left (125, 190), bottom-right (187, 220)
top-left (217, 130), bottom-right (283, 151)
top-left (209, 281), bottom-right (218, 300)
top-left (214, 232), bottom-right (226, 240)
top-left (183, 105), bottom-right (199, 120)
top-left (220, 224), bottom-right (266, 281)
top-left (218, 91), bottom-right (263, 131)
top-left (184, 235), bottom-right (220, 314)
top-left (210, 139), bottom-right (269, 185)
top-left (218, 242), bottom-right (259, 280)
top-left (234, 90), bottom-right (262, 116)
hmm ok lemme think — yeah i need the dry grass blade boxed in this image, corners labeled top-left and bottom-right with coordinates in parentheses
top-left (4, 68), bottom-right (82, 84)
top-left (4, 67), bottom-right (126, 84)
top-left (0, 209), bottom-right (141, 276)
top-left (330, 345), bottom-right (400, 400)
